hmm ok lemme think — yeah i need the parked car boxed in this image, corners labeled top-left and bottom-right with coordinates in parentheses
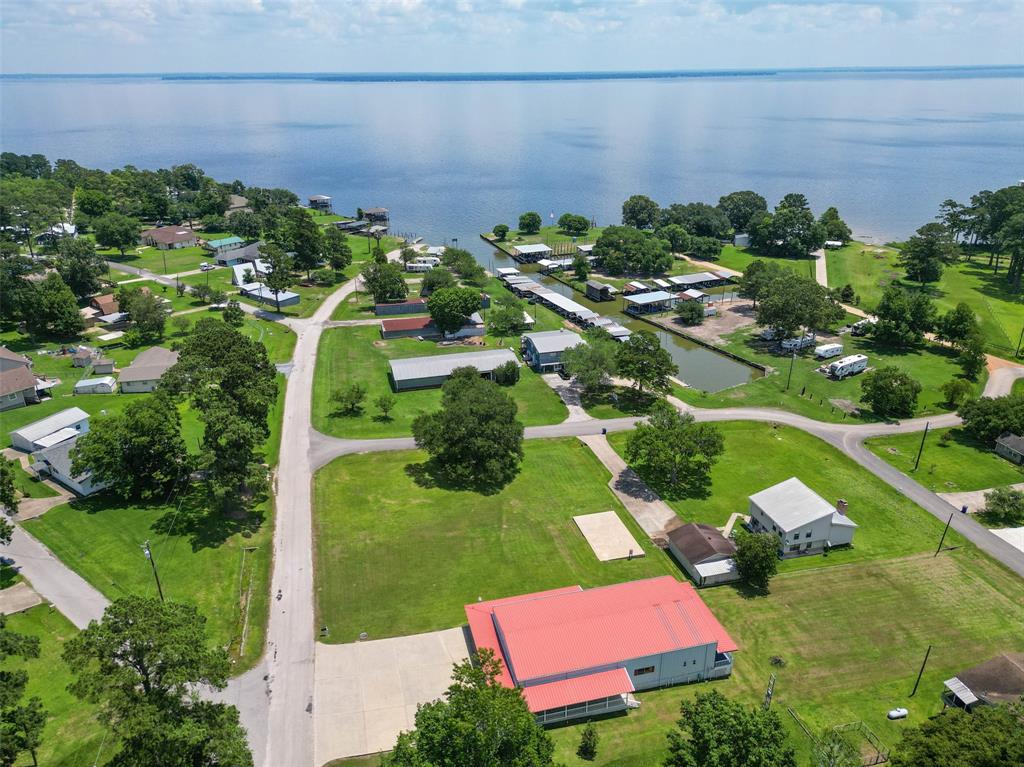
top-left (199, 262), bottom-right (215, 271)
top-left (887, 708), bottom-right (908, 720)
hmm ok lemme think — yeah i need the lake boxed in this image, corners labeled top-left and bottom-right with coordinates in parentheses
top-left (3, 67), bottom-right (1022, 247)
top-left (3, 67), bottom-right (1021, 390)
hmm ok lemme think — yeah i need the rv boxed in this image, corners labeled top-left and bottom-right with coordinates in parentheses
top-left (828, 354), bottom-right (868, 379)
top-left (781, 334), bottom-right (816, 352)
top-left (814, 343), bottom-right (843, 359)
top-left (851, 318), bottom-right (877, 337)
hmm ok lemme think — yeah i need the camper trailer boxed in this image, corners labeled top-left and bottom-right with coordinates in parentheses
top-left (814, 343), bottom-right (844, 360)
top-left (828, 354), bottom-right (868, 379)
top-left (781, 334), bottom-right (816, 352)
top-left (851, 318), bottom-right (877, 337)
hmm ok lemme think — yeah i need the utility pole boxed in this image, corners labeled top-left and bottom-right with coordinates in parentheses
top-left (785, 352), bottom-right (797, 391)
top-left (910, 645), bottom-right (932, 697)
top-left (912, 421), bottom-right (930, 471)
top-left (934, 513), bottom-right (954, 557)
top-left (142, 540), bottom-right (165, 602)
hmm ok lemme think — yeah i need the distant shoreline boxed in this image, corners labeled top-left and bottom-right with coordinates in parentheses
top-left (2, 64), bottom-right (1022, 83)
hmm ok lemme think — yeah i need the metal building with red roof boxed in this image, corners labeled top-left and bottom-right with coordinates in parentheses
top-left (465, 575), bottom-right (737, 724)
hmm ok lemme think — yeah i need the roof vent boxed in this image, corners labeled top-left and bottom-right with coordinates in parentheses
top-left (836, 499), bottom-right (848, 515)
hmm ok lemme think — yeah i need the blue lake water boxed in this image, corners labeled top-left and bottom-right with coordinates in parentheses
top-left (2, 67), bottom-right (1022, 390)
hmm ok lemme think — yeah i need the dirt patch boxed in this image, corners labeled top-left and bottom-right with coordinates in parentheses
top-left (650, 298), bottom-right (758, 345)
top-left (828, 398), bottom-right (861, 415)
top-left (372, 340), bottom-right (386, 348)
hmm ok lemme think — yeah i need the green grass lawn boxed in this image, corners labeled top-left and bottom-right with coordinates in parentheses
top-left (330, 284), bottom-right (424, 322)
top-left (866, 427), bottom-right (1024, 493)
top-left (313, 439), bottom-right (678, 642)
top-left (25, 493), bottom-right (273, 674)
top-left (239, 317), bottom-right (296, 363)
top-left (311, 326), bottom-right (568, 438)
top-left (824, 242), bottom-right (902, 309)
top-left (607, 422), bottom-right (964, 571)
top-left (104, 244), bottom-right (211, 276)
top-left (0, 606), bottom-right (107, 767)
top-left (714, 244), bottom-right (817, 280)
top-left (671, 326), bottom-right (980, 423)
top-left (545, 547), bottom-right (1024, 766)
top-left (10, 458), bottom-right (58, 499)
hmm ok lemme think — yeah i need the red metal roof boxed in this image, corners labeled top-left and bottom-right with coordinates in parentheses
top-left (521, 668), bottom-right (634, 713)
top-left (466, 576), bottom-right (737, 686)
top-left (381, 316), bottom-right (435, 332)
top-left (465, 585), bottom-right (582, 688)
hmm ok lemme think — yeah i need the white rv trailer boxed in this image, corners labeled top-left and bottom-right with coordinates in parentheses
top-left (814, 343), bottom-right (844, 359)
top-left (781, 334), bottom-right (816, 352)
top-left (828, 354), bottom-right (868, 379)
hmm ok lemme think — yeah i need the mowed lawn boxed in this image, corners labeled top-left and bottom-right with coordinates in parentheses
top-left (24, 493), bottom-right (273, 671)
top-left (607, 422), bottom-right (963, 572)
top-left (673, 326), bottom-right (980, 423)
top-left (104, 244), bottom-right (212, 275)
top-left (866, 427), bottom-right (1024, 493)
top-left (714, 244), bottom-right (818, 280)
top-left (311, 326), bottom-right (567, 438)
top-left (313, 439), bottom-right (678, 642)
top-left (545, 548), bottom-right (1024, 766)
top-left (0, 606), bottom-right (106, 767)
top-left (824, 242), bottom-right (903, 309)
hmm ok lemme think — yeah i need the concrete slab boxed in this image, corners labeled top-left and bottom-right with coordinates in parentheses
top-left (0, 582), bottom-right (42, 614)
top-left (939, 482), bottom-right (1024, 514)
top-left (992, 526), bottom-right (1024, 554)
top-left (313, 626), bottom-right (469, 765)
top-left (573, 510), bottom-right (645, 561)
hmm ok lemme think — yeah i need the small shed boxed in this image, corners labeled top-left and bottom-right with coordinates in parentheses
top-left (72, 348), bottom-right (93, 368)
top-left (73, 376), bottom-right (117, 395)
top-left (666, 524), bottom-right (739, 587)
top-left (995, 433), bottom-right (1024, 465)
top-left (93, 358), bottom-right (115, 375)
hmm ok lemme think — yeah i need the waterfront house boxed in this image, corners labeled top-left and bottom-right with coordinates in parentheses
top-left (465, 576), bottom-right (737, 725)
top-left (747, 477), bottom-right (857, 558)
top-left (388, 349), bottom-right (519, 391)
top-left (308, 195), bottom-right (333, 212)
top-left (585, 280), bottom-right (618, 302)
top-left (364, 207), bottom-right (389, 222)
top-left (521, 330), bottom-right (585, 373)
top-left (995, 433), bottom-right (1024, 465)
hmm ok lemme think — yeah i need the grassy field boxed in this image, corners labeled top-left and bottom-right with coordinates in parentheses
top-left (25, 491), bottom-right (273, 673)
top-left (0, 606), bottom-right (107, 767)
top-left (311, 326), bottom-right (568, 438)
top-left (824, 246), bottom-right (1024, 355)
top-left (103, 244), bottom-right (212, 275)
top-left (330, 284), bottom-right (423, 322)
top-left (313, 439), bottom-right (678, 642)
top-left (714, 244), bottom-right (818, 279)
top-left (607, 422), bottom-right (963, 571)
top-left (671, 326), bottom-right (980, 423)
top-left (544, 547), bottom-right (1024, 766)
top-left (239, 317), bottom-right (297, 363)
top-left (866, 427), bottom-right (1024, 493)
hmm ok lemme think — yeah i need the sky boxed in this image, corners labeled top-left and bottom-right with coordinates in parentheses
top-left (1, 0), bottom-right (1022, 75)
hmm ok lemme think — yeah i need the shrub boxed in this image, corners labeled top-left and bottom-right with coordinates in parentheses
top-left (674, 300), bottom-right (705, 326)
top-left (493, 360), bottom-right (520, 386)
top-left (940, 378), bottom-right (974, 408)
top-left (312, 268), bottom-right (337, 286)
top-left (493, 224), bottom-right (509, 241)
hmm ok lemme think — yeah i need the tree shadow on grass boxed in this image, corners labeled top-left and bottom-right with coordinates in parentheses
top-left (621, 464), bottom-right (714, 503)
top-left (580, 385), bottom-right (658, 416)
top-left (404, 458), bottom-right (517, 497)
top-left (146, 491), bottom-right (266, 552)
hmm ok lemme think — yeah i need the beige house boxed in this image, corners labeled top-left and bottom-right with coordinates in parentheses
top-left (119, 347), bottom-right (179, 393)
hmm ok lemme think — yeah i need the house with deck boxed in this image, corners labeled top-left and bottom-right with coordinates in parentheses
top-left (465, 576), bottom-right (737, 725)
top-left (308, 195), bottom-right (333, 212)
top-left (521, 330), bottom-right (585, 373)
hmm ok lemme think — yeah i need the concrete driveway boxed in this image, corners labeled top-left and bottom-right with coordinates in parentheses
top-left (313, 627), bottom-right (469, 765)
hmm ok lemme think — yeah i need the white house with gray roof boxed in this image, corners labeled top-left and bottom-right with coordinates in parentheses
top-left (9, 407), bottom-right (90, 452)
top-left (32, 436), bottom-right (106, 496)
top-left (746, 477), bottom-right (857, 558)
top-left (389, 349), bottom-right (519, 391)
top-left (120, 347), bottom-right (180, 393)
